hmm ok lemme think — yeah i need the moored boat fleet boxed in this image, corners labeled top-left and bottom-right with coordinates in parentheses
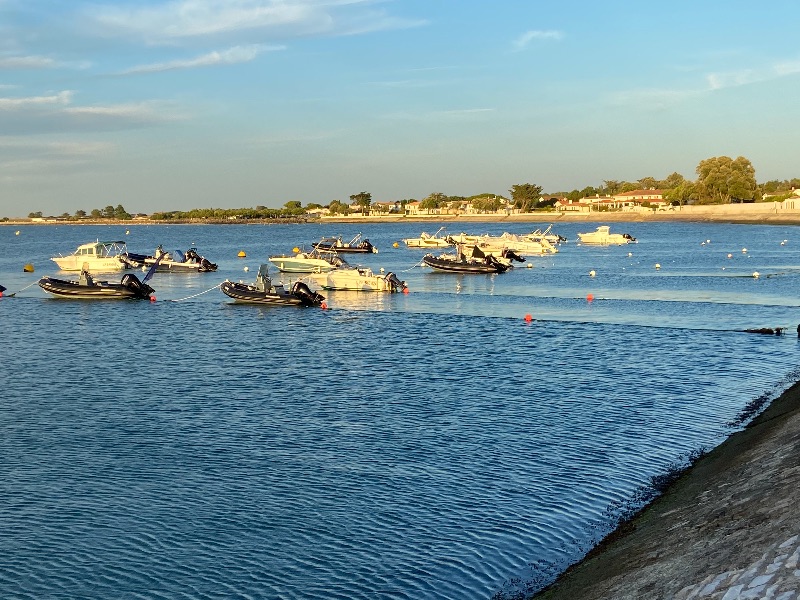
top-left (2, 224), bottom-right (635, 307)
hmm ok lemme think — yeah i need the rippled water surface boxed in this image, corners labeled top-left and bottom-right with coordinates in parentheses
top-left (2, 221), bottom-right (800, 598)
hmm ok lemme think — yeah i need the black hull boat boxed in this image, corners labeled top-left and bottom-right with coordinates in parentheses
top-left (311, 233), bottom-right (377, 254)
top-left (423, 245), bottom-right (511, 274)
top-left (221, 265), bottom-right (325, 306)
top-left (122, 247), bottom-right (217, 272)
top-left (38, 272), bottom-right (155, 299)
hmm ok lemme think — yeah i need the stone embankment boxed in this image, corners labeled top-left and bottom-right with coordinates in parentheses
top-left (532, 382), bottom-right (800, 600)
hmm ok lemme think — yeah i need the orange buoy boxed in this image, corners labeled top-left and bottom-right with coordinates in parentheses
top-left (237, 250), bottom-right (246, 258)
top-left (150, 296), bottom-right (156, 302)
top-left (320, 302), bottom-right (328, 310)
top-left (587, 294), bottom-right (594, 302)
top-left (403, 288), bottom-right (409, 294)
top-left (524, 314), bottom-right (533, 322)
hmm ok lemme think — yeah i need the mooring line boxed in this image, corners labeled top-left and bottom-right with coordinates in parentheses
top-left (168, 283), bottom-right (222, 302)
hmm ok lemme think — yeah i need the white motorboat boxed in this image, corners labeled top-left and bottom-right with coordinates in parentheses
top-left (403, 227), bottom-right (451, 248)
top-left (489, 232), bottom-right (559, 255)
top-left (51, 240), bottom-right (129, 272)
top-left (577, 225), bottom-right (636, 245)
top-left (268, 248), bottom-right (350, 273)
top-left (122, 246), bottom-right (217, 272)
top-left (310, 267), bottom-right (406, 292)
top-left (521, 225), bottom-right (567, 245)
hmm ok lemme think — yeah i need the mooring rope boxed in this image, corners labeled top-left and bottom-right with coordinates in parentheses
top-left (4, 281), bottom-right (39, 297)
top-left (400, 258), bottom-right (426, 272)
top-left (168, 283), bottom-right (222, 302)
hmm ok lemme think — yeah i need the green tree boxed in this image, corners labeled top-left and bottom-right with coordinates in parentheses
top-left (349, 191), bottom-right (372, 212)
top-left (695, 156), bottom-right (757, 203)
top-left (420, 192), bottom-right (447, 211)
top-left (28, 211), bottom-right (43, 218)
top-left (638, 176), bottom-right (658, 189)
top-left (328, 200), bottom-right (350, 215)
top-left (90, 208), bottom-right (103, 218)
top-left (664, 181), bottom-right (697, 206)
top-left (114, 204), bottom-right (132, 220)
top-left (284, 200), bottom-right (302, 212)
top-left (509, 183), bottom-right (543, 212)
top-left (659, 172), bottom-right (686, 189)
top-left (75, 209), bottom-right (87, 218)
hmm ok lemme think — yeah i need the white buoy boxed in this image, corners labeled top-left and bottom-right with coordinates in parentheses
top-left (706, 239), bottom-right (711, 244)
top-left (125, 230), bottom-right (130, 235)
top-left (244, 266), bottom-right (249, 272)
top-left (753, 272), bottom-right (760, 278)
top-left (742, 248), bottom-right (747, 253)
top-left (526, 263), bottom-right (532, 269)
top-left (15, 230), bottom-right (20, 235)
top-left (727, 253), bottom-right (733, 259)
top-left (655, 263), bottom-right (661, 270)
top-left (589, 270), bottom-right (596, 277)
top-left (627, 252), bottom-right (633, 257)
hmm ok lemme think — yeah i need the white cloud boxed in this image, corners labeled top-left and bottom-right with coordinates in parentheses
top-left (87, 0), bottom-right (427, 44)
top-left (0, 55), bottom-right (57, 69)
top-left (0, 91), bottom-right (73, 110)
top-left (512, 30), bottom-right (563, 51)
top-left (119, 44), bottom-right (281, 74)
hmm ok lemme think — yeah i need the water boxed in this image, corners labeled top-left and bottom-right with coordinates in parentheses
top-left (2, 221), bottom-right (799, 599)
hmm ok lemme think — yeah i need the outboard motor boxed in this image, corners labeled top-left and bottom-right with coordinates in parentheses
top-left (199, 257), bottom-right (217, 272)
top-left (291, 281), bottom-right (325, 305)
top-left (385, 272), bottom-right (406, 292)
top-left (121, 273), bottom-right (155, 299)
top-left (502, 249), bottom-right (526, 263)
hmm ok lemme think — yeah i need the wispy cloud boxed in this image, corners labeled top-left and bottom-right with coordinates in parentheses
top-left (0, 91), bottom-right (73, 110)
top-left (512, 30), bottom-right (563, 51)
top-left (86, 0), bottom-right (427, 44)
top-left (0, 55), bottom-right (57, 69)
top-left (118, 44), bottom-right (281, 74)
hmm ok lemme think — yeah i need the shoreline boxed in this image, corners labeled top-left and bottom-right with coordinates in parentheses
top-left (532, 380), bottom-right (800, 599)
top-left (5, 204), bottom-right (800, 227)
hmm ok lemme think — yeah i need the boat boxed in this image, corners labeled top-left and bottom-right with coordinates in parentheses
top-left (220, 265), bottom-right (325, 306)
top-left (311, 267), bottom-right (406, 292)
top-left (122, 246), bottom-right (217, 272)
top-left (423, 244), bottom-right (511, 274)
top-left (268, 248), bottom-right (350, 273)
top-left (403, 227), bottom-right (452, 248)
top-left (577, 225), bottom-right (637, 245)
top-left (521, 225), bottom-right (567, 245)
top-left (311, 233), bottom-right (378, 254)
top-left (50, 240), bottom-right (129, 272)
top-left (38, 268), bottom-right (155, 300)
top-left (469, 232), bottom-right (558, 256)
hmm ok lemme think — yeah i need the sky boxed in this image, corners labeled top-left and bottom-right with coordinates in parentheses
top-left (1, 0), bottom-right (799, 217)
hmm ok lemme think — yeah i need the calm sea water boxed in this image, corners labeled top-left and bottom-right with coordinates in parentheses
top-left (2, 221), bottom-right (800, 599)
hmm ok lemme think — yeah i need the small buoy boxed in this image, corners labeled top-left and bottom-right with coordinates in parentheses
top-left (655, 263), bottom-right (661, 270)
top-left (742, 248), bottom-right (747, 253)
top-left (586, 294), bottom-right (594, 302)
top-left (753, 272), bottom-right (760, 278)
top-left (150, 296), bottom-right (156, 302)
top-left (15, 230), bottom-right (20, 235)
top-left (0, 291), bottom-right (3, 297)
top-left (701, 242), bottom-right (705, 246)
top-left (526, 263), bottom-right (533, 268)
top-left (393, 242), bottom-right (399, 248)
top-left (627, 252), bottom-right (633, 257)
top-left (781, 241), bottom-right (786, 246)
top-left (125, 230), bottom-right (130, 235)
top-left (237, 250), bottom-right (246, 258)
top-left (380, 267), bottom-right (385, 273)
top-left (403, 287), bottom-right (409, 294)
top-left (243, 266), bottom-right (249, 272)
top-left (706, 239), bottom-right (711, 244)
top-left (23, 263), bottom-right (34, 272)
top-left (524, 314), bottom-right (533, 322)
top-left (292, 247), bottom-right (300, 254)
top-left (727, 253), bottom-right (733, 259)
top-left (320, 302), bottom-right (328, 310)
top-left (589, 270), bottom-right (596, 277)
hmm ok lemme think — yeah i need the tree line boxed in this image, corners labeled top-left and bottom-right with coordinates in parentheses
top-left (17, 155), bottom-right (800, 221)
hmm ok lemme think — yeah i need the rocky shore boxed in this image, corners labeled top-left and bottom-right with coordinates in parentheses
top-left (532, 380), bottom-right (800, 599)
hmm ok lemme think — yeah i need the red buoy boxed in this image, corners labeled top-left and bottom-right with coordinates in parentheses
top-left (524, 314), bottom-right (533, 322)
top-left (587, 294), bottom-right (594, 302)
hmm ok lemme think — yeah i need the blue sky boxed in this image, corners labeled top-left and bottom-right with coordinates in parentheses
top-left (1, 0), bottom-right (799, 216)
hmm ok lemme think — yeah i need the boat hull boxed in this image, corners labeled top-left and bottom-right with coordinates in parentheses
top-left (315, 269), bottom-right (405, 292)
top-left (51, 256), bottom-right (126, 272)
top-left (423, 254), bottom-right (509, 274)
top-left (38, 276), bottom-right (153, 299)
top-left (220, 281), bottom-right (324, 306)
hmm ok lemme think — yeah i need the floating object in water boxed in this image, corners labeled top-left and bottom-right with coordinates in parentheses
top-left (238, 250), bottom-right (246, 258)
top-left (15, 230), bottom-right (20, 235)
top-left (526, 264), bottom-right (533, 269)
top-left (244, 266), bottom-right (249, 272)
top-left (150, 296), bottom-right (156, 302)
top-left (292, 247), bottom-right (300, 254)
top-left (589, 270), bottom-right (596, 277)
top-left (655, 263), bottom-right (661, 270)
top-left (744, 327), bottom-right (784, 335)
top-left (403, 287), bottom-right (409, 294)
top-left (727, 253), bottom-right (733, 259)
top-left (706, 239), bottom-right (711, 244)
top-left (393, 242), bottom-right (399, 248)
top-left (23, 263), bottom-right (34, 272)
top-left (586, 294), bottom-right (594, 302)
top-left (125, 230), bottom-right (130, 235)
top-left (524, 314), bottom-right (533, 322)
top-left (752, 272), bottom-right (760, 278)
top-left (742, 248), bottom-right (747, 253)
top-left (628, 252), bottom-right (633, 257)
top-left (320, 302), bottom-right (328, 310)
